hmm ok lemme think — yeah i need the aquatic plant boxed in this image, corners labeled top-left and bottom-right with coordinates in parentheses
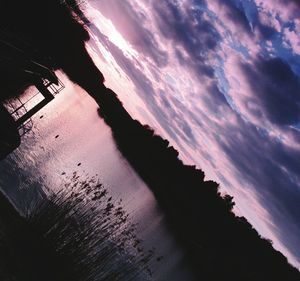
top-left (27, 172), bottom-right (156, 281)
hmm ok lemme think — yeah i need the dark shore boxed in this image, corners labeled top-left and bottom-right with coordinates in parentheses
top-left (0, 190), bottom-right (68, 281)
top-left (95, 86), bottom-right (300, 281)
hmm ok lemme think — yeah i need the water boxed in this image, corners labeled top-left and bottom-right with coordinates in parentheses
top-left (0, 73), bottom-right (195, 281)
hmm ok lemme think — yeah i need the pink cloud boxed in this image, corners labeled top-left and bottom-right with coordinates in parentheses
top-left (258, 9), bottom-right (281, 32)
top-left (206, 1), bottom-right (261, 57)
top-left (283, 19), bottom-right (300, 55)
top-left (254, 0), bottom-right (300, 22)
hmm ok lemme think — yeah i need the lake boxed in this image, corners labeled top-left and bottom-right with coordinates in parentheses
top-left (0, 73), bottom-right (195, 280)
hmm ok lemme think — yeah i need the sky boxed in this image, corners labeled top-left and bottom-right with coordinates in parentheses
top-left (83, 0), bottom-right (300, 268)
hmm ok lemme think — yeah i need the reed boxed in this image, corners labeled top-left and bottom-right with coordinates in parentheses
top-left (27, 172), bottom-right (156, 281)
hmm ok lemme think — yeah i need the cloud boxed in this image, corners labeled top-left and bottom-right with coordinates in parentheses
top-left (213, 0), bottom-right (252, 32)
top-left (217, 116), bottom-right (300, 261)
top-left (254, 0), bottom-right (300, 22)
top-left (151, 0), bottom-right (220, 78)
top-left (240, 57), bottom-right (300, 126)
top-left (90, 0), bottom-right (169, 67)
top-left (283, 19), bottom-right (300, 55)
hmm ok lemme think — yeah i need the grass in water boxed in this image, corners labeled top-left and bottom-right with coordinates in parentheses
top-left (26, 172), bottom-right (158, 281)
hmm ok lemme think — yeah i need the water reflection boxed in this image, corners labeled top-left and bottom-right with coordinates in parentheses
top-left (0, 74), bottom-right (194, 280)
top-left (29, 172), bottom-right (155, 280)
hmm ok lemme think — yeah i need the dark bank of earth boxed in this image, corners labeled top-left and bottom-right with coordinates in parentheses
top-left (0, 191), bottom-right (69, 281)
top-left (96, 86), bottom-right (300, 281)
top-left (0, 105), bottom-right (20, 159)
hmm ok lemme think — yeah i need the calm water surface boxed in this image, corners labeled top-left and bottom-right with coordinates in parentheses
top-left (0, 73), bottom-right (195, 281)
